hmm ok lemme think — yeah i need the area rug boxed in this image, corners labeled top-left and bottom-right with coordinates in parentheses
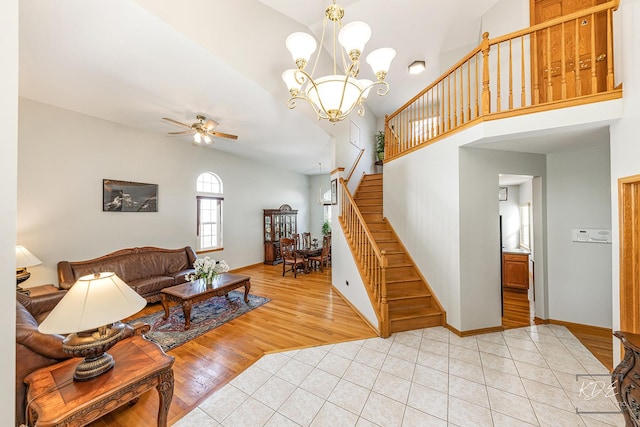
top-left (129, 291), bottom-right (270, 352)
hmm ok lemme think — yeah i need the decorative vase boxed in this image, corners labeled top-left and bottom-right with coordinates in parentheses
top-left (377, 151), bottom-right (384, 161)
top-left (205, 276), bottom-right (214, 285)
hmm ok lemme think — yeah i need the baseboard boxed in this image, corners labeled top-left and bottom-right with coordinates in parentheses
top-left (331, 285), bottom-right (380, 336)
top-left (446, 323), bottom-right (504, 337)
top-left (536, 317), bottom-right (612, 337)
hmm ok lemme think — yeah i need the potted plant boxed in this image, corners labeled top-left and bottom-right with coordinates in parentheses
top-left (375, 130), bottom-right (385, 161)
top-left (322, 220), bottom-right (331, 236)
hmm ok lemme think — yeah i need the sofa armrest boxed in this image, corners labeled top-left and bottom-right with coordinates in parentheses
top-left (186, 246), bottom-right (197, 266)
top-left (16, 290), bottom-right (67, 320)
top-left (57, 260), bottom-right (76, 290)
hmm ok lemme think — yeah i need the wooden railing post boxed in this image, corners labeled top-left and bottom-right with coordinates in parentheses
top-left (481, 32), bottom-right (491, 116)
top-left (379, 251), bottom-right (390, 338)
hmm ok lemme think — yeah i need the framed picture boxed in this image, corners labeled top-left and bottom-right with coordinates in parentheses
top-left (103, 179), bottom-right (158, 212)
top-left (498, 187), bottom-right (508, 201)
top-left (331, 179), bottom-right (338, 205)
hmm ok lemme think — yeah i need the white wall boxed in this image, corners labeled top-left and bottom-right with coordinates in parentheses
top-left (547, 141), bottom-right (612, 328)
top-left (499, 185), bottom-right (521, 249)
top-left (610, 0), bottom-right (640, 361)
top-left (18, 99), bottom-right (311, 287)
top-left (480, 0), bottom-right (529, 38)
top-left (1, 0), bottom-right (18, 421)
top-left (308, 173), bottom-right (331, 239)
top-left (385, 131), bottom-right (463, 329)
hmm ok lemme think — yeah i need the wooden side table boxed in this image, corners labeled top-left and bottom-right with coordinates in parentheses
top-left (25, 335), bottom-right (174, 427)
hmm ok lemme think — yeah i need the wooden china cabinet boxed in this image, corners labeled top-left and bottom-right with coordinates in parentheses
top-left (263, 204), bottom-right (297, 265)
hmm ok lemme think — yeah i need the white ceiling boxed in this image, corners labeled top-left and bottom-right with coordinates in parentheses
top-left (18, 0), bottom-right (502, 175)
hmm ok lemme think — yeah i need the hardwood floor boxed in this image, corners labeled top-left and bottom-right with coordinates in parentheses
top-left (89, 263), bottom-right (376, 426)
top-left (501, 287), bottom-right (536, 329)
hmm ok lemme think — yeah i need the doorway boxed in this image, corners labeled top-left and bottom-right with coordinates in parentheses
top-left (499, 174), bottom-right (537, 328)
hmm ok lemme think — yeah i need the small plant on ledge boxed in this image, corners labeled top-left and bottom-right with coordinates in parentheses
top-left (187, 256), bottom-right (229, 285)
top-left (375, 130), bottom-right (385, 161)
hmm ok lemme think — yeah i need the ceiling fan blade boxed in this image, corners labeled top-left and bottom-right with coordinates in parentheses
top-left (210, 131), bottom-right (238, 140)
top-left (203, 119), bottom-right (219, 130)
top-left (167, 131), bottom-right (193, 135)
top-left (162, 117), bottom-right (192, 129)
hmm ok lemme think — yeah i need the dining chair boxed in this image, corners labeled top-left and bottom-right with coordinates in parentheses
top-left (301, 232), bottom-right (311, 249)
top-left (280, 237), bottom-right (306, 278)
top-left (308, 236), bottom-right (331, 272)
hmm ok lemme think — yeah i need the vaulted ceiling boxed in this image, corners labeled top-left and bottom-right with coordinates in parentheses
top-left (19, 0), bottom-right (501, 174)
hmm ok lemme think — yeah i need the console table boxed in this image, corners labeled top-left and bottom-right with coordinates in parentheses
top-left (25, 335), bottom-right (174, 427)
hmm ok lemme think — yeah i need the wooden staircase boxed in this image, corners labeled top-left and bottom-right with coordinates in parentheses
top-left (353, 173), bottom-right (445, 333)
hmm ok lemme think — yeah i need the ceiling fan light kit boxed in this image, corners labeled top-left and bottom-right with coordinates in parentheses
top-left (162, 114), bottom-right (238, 144)
top-left (282, 1), bottom-right (395, 123)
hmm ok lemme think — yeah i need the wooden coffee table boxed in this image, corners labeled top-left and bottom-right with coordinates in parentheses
top-left (160, 273), bottom-right (251, 330)
top-left (25, 335), bottom-right (174, 427)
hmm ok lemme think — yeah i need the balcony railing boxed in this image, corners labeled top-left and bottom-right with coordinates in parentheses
top-left (385, 0), bottom-right (621, 160)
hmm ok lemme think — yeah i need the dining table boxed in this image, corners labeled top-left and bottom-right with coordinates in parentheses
top-left (297, 246), bottom-right (322, 272)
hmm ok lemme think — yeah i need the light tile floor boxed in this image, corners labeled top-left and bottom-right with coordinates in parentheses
top-left (173, 325), bottom-right (624, 427)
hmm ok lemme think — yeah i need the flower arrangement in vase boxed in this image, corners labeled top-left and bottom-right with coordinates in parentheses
top-left (186, 256), bottom-right (229, 285)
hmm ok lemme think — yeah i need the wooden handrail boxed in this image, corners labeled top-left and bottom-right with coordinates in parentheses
top-left (384, 0), bottom-right (621, 161)
top-left (345, 148), bottom-right (365, 184)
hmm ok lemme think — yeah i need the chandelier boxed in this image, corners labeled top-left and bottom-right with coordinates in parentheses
top-left (282, 1), bottom-right (396, 123)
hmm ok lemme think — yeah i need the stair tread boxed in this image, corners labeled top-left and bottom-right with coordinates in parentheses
top-left (389, 307), bottom-right (444, 319)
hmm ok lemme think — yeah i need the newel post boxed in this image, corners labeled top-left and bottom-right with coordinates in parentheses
top-left (481, 32), bottom-right (491, 116)
top-left (379, 250), bottom-right (390, 338)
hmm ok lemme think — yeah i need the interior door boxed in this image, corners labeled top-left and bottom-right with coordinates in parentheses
top-left (532, 0), bottom-right (608, 103)
top-left (619, 175), bottom-right (640, 334)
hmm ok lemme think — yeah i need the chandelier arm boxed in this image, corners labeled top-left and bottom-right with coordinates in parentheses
top-left (309, 16), bottom-right (329, 79)
top-left (375, 81), bottom-right (390, 96)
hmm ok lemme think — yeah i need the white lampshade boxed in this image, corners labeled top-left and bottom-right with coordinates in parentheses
top-left (38, 272), bottom-right (146, 335)
top-left (204, 134), bottom-right (212, 144)
top-left (193, 132), bottom-right (202, 143)
top-left (366, 47), bottom-right (397, 76)
top-left (338, 21), bottom-right (371, 55)
top-left (306, 75), bottom-right (363, 116)
top-left (282, 69), bottom-right (305, 92)
top-left (16, 246), bottom-right (42, 268)
top-left (286, 32), bottom-right (317, 65)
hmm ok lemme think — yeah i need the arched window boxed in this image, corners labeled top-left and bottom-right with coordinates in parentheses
top-left (196, 172), bottom-right (223, 251)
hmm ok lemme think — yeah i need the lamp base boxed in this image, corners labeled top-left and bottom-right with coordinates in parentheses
top-left (72, 352), bottom-right (116, 381)
top-left (62, 323), bottom-right (126, 381)
top-left (16, 268), bottom-right (30, 285)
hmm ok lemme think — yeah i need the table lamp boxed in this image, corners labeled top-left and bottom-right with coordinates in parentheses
top-left (38, 272), bottom-right (146, 381)
top-left (16, 245), bottom-right (42, 292)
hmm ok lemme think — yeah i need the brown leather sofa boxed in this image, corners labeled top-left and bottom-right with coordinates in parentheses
top-left (57, 246), bottom-right (197, 303)
top-left (15, 293), bottom-right (148, 427)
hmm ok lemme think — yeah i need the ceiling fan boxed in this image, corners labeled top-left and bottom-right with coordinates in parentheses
top-left (162, 115), bottom-right (238, 144)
